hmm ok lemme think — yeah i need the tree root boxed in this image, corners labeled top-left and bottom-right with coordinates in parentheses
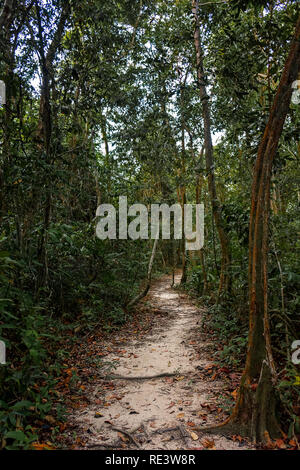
top-left (110, 426), bottom-right (141, 448)
top-left (178, 424), bottom-right (189, 446)
top-left (86, 441), bottom-right (120, 449)
top-left (190, 361), bottom-right (282, 444)
top-left (190, 418), bottom-right (245, 438)
top-left (98, 372), bottom-right (179, 380)
top-left (152, 426), bottom-right (178, 435)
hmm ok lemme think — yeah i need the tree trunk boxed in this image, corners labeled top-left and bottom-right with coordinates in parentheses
top-left (35, 0), bottom-right (70, 288)
top-left (195, 146), bottom-right (208, 294)
top-left (127, 237), bottom-right (159, 308)
top-left (192, 0), bottom-right (231, 297)
top-left (231, 14), bottom-right (300, 443)
top-left (0, 0), bottom-right (16, 223)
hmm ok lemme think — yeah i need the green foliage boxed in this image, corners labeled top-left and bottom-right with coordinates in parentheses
top-left (0, 0), bottom-right (299, 447)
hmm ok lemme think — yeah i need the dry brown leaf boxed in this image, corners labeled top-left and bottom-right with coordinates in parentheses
top-left (167, 402), bottom-right (175, 409)
top-left (44, 415), bottom-right (56, 424)
top-left (190, 432), bottom-right (199, 441)
top-left (275, 439), bottom-right (286, 449)
top-left (202, 438), bottom-right (216, 449)
top-left (117, 432), bottom-right (129, 443)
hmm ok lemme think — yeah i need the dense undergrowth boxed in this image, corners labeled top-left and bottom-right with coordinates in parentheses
top-left (184, 209), bottom-right (300, 439)
top-left (0, 226), bottom-right (162, 449)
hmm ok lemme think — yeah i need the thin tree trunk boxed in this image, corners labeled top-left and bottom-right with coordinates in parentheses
top-left (35, 0), bottom-right (70, 288)
top-left (180, 128), bottom-right (187, 285)
top-left (192, 0), bottom-right (231, 297)
top-left (0, 0), bottom-right (15, 30)
top-left (195, 146), bottom-right (208, 293)
top-left (127, 238), bottom-right (159, 308)
top-left (0, 0), bottom-right (16, 223)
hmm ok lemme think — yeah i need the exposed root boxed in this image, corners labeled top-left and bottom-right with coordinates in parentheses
top-left (191, 361), bottom-right (282, 444)
top-left (98, 372), bottom-right (179, 381)
top-left (86, 441), bottom-right (120, 449)
top-left (110, 426), bottom-right (141, 448)
top-left (152, 426), bottom-right (178, 435)
top-left (178, 424), bottom-right (189, 446)
top-left (191, 419), bottom-right (245, 438)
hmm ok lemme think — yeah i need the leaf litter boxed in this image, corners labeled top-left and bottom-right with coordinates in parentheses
top-left (58, 273), bottom-right (255, 450)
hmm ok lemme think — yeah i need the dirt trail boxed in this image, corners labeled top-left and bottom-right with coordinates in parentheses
top-left (72, 274), bottom-right (250, 450)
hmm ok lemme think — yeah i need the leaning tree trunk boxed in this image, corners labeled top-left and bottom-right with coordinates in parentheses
top-left (127, 237), bottom-right (159, 308)
top-left (34, 0), bottom-right (70, 289)
top-left (230, 14), bottom-right (300, 444)
top-left (192, 0), bottom-right (231, 297)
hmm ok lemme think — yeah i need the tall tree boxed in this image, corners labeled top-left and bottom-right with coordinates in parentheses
top-left (192, 0), bottom-right (231, 297)
top-left (226, 13), bottom-right (300, 443)
top-left (32, 0), bottom-right (70, 287)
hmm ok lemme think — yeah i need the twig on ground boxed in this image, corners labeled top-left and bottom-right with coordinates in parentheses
top-left (111, 426), bottom-right (141, 448)
top-left (178, 424), bottom-right (189, 446)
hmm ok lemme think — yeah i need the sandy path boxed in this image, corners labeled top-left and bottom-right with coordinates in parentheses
top-left (72, 274), bottom-right (250, 450)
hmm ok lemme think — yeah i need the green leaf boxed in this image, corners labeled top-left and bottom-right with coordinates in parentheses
top-left (4, 430), bottom-right (27, 441)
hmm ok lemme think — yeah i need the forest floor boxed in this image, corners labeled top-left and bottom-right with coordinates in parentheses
top-left (60, 273), bottom-right (254, 450)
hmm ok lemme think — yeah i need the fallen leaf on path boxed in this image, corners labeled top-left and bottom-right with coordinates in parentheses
top-left (275, 439), bottom-right (286, 449)
top-left (232, 435), bottom-right (243, 443)
top-left (31, 442), bottom-right (55, 450)
top-left (190, 432), bottom-right (199, 441)
top-left (165, 377), bottom-right (174, 384)
top-left (202, 438), bottom-right (216, 449)
top-left (117, 432), bottom-right (129, 443)
top-left (176, 412), bottom-right (185, 419)
top-left (167, 402), bottom-right (175, 409)
top-left (45, 415), bottom-right (56, 424)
